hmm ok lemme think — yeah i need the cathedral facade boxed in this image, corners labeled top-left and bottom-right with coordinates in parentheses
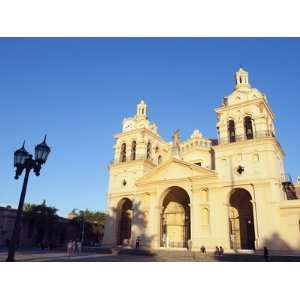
top-left (103, 68), bottom-right (300, 252)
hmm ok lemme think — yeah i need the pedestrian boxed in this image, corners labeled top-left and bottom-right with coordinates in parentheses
top-left (215, 246), bottom-right (220, 256)
top-left (67, 240), bottom-right (72, 257)
top-left (72, 240), bottom-right (76, 256)
top-left (219, 246), bottom-right (224, 256)
top-left (73, 240), bottom-right (78, 255)
top-left (263, 246), bottom-right (269, 262)
top-left (200, 245), bottom-right (206, 254)
top-left (135, 236), bottom-right (140, 249)
top-left (76, 240), bottom-right (82, 255)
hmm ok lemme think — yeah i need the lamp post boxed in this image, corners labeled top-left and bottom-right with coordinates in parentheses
top-left (81, 212), bottom-right (85, 244)
top-left (6, 136), bottom-right (51, 262)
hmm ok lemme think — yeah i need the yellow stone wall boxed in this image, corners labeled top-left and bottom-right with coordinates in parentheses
top-left (102, 69), bottom-right (300, 252)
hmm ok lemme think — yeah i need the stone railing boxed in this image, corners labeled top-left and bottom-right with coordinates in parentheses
top-left (110, 154), bottom-right (156, 165)
top-left (217, 130), bottom-right (275, 145)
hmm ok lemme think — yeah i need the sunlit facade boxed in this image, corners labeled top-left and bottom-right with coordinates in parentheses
top-left (103, 68), bottom-right (300, 252)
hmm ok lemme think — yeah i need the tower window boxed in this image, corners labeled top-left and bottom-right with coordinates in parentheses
top-left (131, 141), bottom-right (136, 160)
top-left (146, 141), bottom-right (151, 160)
top-left (240, 77), bottom-right (242, 83)
top-left (120, 143), bottom-right (126, 162)
top-left (244, 116), bottom-right (254, 140)
top-left (228, 120), bottom-right (236, 143)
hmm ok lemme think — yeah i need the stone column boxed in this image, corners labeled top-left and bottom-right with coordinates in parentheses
top-left (253, 182), bottom-right (281, 249)
top-left (250, 199), bottom-right (259, 249)
top-left (190, 194), bottom-right (200, 250)
top-left (149, 199), bottom-right (161, 249)
top-left (102, 205), bottom-right (118, 247)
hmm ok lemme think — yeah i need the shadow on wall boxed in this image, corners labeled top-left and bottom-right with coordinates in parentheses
top-left (132, 201), bottom-right (156, 248)
top-left (103, 200), bottom-right (155, 249)
top-left (262, 232), bottom-right (295, 253)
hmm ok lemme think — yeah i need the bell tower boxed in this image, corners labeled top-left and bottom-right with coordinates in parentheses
top-left (216, 68), bottom-right (276, 144)
top-left (235, 67), bottom-right (251, 90)
top-left (214, 68), bottom-right (285, 188)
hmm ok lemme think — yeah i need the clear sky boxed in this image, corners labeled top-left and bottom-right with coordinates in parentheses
top-left (0, 38), bottom-right (299, 217)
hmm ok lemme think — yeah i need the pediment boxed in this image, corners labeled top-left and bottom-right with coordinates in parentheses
top-left (136, 158), bottom-right (216, 185)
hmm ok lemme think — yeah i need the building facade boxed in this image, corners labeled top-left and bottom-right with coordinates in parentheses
top-left (103, 68), bottom-right (300, 252)
top-left (0, 205), bottom-right (77, 248)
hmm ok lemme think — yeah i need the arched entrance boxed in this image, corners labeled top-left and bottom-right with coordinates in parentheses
top-left (160, 186), bottom-right (191, 248)
top-left (229, 188), bottom-right (255, 250)
top-left (117, 198), bottom-right (133, 246)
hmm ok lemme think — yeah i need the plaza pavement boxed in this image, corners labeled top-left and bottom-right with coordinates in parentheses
top-left (1, 248), bottom-right (300, 262)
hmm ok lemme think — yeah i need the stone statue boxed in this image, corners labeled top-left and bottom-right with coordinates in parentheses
top-left (172, 129), bottom-right (180, 148)
top-left (171, 129), bottom-right (181, 159)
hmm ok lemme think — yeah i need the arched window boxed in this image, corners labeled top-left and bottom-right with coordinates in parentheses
top-left (158, 155), bottom-right (162, 164)
top-left (120, 143), bottom-right (126, 162)
top-left (228, 120), bottom-right (236, 143)
top-left (244, 116), bottom-right (254, 140)
top-left (131, 141), bottom-right (136, 160)
top-left (146, 141), bottom-right (151, 160)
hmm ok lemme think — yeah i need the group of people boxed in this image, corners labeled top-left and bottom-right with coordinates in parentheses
top-left (200, 245), bottom-right (224, 256)
top-left (67, 240), bottom-right (82, 256)
top-left (215, 246), bottom-right (224, 256)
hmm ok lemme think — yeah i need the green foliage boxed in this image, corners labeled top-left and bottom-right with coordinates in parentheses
top-left (23, 200), bottom-right (61, 245)
top-left (70, 209), bottom-right (106, 244)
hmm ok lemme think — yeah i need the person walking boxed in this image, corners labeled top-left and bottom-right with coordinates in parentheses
top-left (219, 246), bottom-right (224, 256)
top-left (215, 246), bottom-right (220, 256)
top-left (71, 240), bottom-right (76, 256)
top-left (200, 245), bottom-right (206, 254)
top-left (76, 240), bottom-right (82, 255)
top-left (67, 240), bottom-right (72, 257)
top-left (263, 246), bottom-right (269, 262)
top-left (135, 236), bottom-right (140, 249)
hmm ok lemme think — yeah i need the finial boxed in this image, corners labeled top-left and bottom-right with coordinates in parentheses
top-left (43, 134), bottom-right (47, 143)
top-left (21, 140), bottom-right (25, 149)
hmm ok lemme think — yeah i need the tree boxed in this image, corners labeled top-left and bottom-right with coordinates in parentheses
top-left (23, 200), bottom-right (60, 246)
top-left (69, 209), bottom-right (106, 245)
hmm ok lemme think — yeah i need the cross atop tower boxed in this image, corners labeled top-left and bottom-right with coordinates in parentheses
top-left (235, 67), bottom-right (251, 90)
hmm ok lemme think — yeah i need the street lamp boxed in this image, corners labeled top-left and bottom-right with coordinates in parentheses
top-left (6, 135), bottom-right (51, 262)
top-left (81, 212), bottom-right (85, 244)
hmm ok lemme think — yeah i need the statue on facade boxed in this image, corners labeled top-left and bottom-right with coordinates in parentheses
top-left (171, 129), bottom-right (181, 158)
top-left (172, 129), bottom-right (180, 148)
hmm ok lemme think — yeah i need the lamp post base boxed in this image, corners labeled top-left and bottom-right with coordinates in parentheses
top-left (6, 257), bottom-right (15, 262)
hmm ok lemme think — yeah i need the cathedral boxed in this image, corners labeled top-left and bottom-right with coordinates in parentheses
top-left (102, 68), bottom-right (300, 252)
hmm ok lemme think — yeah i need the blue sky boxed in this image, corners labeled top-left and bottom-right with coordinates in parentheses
top-left (0, 38), bottom-right (299, 217)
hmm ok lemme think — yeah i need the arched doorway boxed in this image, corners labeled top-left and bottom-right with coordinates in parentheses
top-left (117, 198), bottom-right (133, 246)
top-left (229, 188), bottom-right (255, 250)
top-left (160, 187), bottom-right (191, 248)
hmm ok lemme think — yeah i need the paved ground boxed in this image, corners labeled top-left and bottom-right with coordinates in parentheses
top-left (1, 248), bottom-right (300, 262)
